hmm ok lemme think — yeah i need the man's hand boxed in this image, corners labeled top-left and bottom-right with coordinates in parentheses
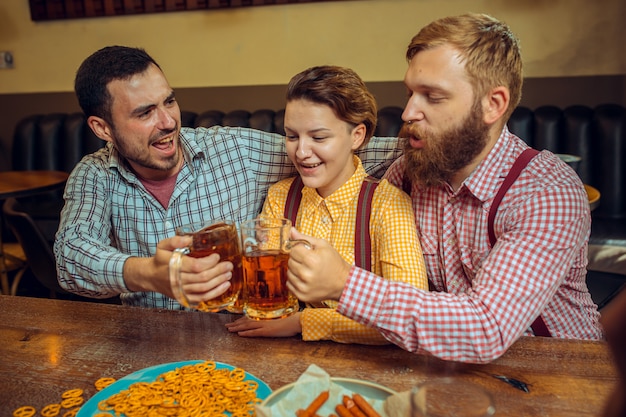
top-left (123, 235), bottom-right (233, 303)
top-left (286, 229), bottom-right (350, 302)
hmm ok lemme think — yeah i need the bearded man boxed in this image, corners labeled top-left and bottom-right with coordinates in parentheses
top-left (285, 13), bottom-right (602, 363)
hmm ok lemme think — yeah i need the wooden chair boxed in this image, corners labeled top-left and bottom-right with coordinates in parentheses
top-left (2, 197), bottom-right (66, 297)
top-left (0, 241), bottom-right (27, 295)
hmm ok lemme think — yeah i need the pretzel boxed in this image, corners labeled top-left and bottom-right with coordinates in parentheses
top-left (12, 406), bottom-right (36, 417)
top-left (96, 361), bottom-right (261, 415)
top-left (61, 408), bottom-right (79, 417)
top-left (40, 404), bottom-right (61, 417)
top-left (94, 377), bottom-right (116, 391)
top-left (60, 396), bottom-right (83, 408)
top-left (60, 389), bottom-right (83, 399)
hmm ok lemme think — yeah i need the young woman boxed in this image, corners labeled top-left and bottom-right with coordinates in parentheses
top-left (226, 65), bottom-right (427, 344)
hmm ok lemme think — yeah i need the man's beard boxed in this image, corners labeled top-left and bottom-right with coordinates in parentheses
top-left (112, 125), bottom-right (181, 173)
top-left (401, 102), bottom-right (490, 188)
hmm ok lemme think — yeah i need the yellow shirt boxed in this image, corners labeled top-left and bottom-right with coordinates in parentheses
top-left (261, 156), bottom-right (427, 344)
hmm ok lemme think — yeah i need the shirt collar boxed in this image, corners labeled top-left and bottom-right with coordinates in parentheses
top-left (106, 142), bottom-right (137, 183)
top-left (301, 155), bottom-right (367, 222)
top-left (106, 128), bottom-right (202, 182)
top-left (461, 126), bottom-right (516, 203)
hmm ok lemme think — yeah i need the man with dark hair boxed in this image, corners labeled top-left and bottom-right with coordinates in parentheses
top-left (54, 46), bottom-right (400, 308)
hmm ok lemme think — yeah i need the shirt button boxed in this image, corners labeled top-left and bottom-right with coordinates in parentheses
top-left (322, 217), bottom-right (329, 224)
top-left (165, 221), bottom-right (172, 229)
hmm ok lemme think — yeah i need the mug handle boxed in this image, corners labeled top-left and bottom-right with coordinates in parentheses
top-left (284, 239), bottom-right (312, 252)
top-left (169, 247), bottom-right (193, 308)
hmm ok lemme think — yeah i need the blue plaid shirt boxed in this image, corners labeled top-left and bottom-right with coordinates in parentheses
top-left (54, 126), bottom-right (401, 308)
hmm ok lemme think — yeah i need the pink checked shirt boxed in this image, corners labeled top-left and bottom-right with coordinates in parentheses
top-left (336, 127), bottom-right (603, 363)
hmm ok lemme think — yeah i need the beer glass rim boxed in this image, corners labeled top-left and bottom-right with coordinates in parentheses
top-left (175, 219), bottom-right (236, 234)
top-left (241, 217), bottom-right (291, 230)
top-left (411, 378), bottom-right (496, 417)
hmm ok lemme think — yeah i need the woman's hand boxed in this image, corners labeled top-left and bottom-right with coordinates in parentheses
top-left (286, 229), bottom-right (350, 302)
top-left (225, 313), bottom-right (302, 338)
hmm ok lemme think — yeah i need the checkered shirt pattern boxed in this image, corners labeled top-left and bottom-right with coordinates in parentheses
top-left (336, 128), bottom-right (603, 362)
top-left (262, 156), bottom-right (427, 344)
top-left (54, 127), bottom-right (402, 308)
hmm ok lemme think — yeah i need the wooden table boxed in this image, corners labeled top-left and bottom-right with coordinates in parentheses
top-left (0, 170), bottom-right (69, 198)
top-left (0, 170), bottom-right (69, 295)
top-left (0, 296), bottom-right (617, 416)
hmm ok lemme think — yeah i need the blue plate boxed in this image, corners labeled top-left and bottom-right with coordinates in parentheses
top-left (77, 360), bottom-right (272, 416)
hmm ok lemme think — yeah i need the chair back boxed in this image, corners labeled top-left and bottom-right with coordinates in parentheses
top-left (2, 197), bottom-right (68, 295)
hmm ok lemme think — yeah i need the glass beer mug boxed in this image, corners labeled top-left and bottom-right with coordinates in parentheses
top-left (169, 220), bottom-right (243, 312)
top-left (411, 378), bottom-right (496, 417)
top-left (239, 217), bottom-right (309, 320)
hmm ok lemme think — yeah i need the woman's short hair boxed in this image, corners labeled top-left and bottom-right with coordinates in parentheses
top-left (286, 65), bottom-right (378, 148)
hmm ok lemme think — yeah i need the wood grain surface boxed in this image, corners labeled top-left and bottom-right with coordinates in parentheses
top-left (0, 296), bottom-right (617, 416)
top-left (0, 171), bottom-right (68, 198)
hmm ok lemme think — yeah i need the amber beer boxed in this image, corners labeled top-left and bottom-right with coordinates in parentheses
top-left (242, 250), bottom-right (297, 319)
top-left (240, 218), bottom-right (301, 320)
top-left (172, 221), bottom-right (243, 312)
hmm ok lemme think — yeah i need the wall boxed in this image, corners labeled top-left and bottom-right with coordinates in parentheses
top-left (0, 0), bottom-right (625, 170)
top-left (1, 0), bottom-right (625, 92)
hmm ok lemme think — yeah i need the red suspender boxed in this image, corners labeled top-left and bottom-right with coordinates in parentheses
top-left (354, 178), bottom-right (379, 271)
top-left (284, 176), bottom-right (379, 271)
top-left (284, 176), bottom-right (304, 226)
top-left (488, 148), bottom-right (540, 245)
top-left (488, 148), bottom-right (551, 337)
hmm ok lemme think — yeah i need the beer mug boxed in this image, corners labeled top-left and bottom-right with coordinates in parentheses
top-left (411, 378), bottom-right (495, 417)
top-left (169, 220), bottom-right (243, 312)
top-left (240, 217), bottom-right (309, 320)
top-left (226, 291), bottom-right (245, 314)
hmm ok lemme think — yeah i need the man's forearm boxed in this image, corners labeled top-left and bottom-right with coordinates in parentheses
top-left (123, 256), bottom-right (171, 297)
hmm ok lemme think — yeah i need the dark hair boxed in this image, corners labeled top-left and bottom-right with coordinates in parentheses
top-left (407, 13), bottom-right (522, 121)
top-left (286, 65), bottom-right (377, 148)
top-left (74, 46), bottom-right (161, 123)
